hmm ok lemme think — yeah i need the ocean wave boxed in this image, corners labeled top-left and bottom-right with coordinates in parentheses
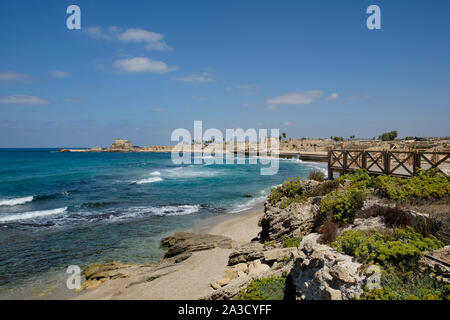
top-left (164, 166), bottom-right (220, 179)
top-left (101, 204), bottom-right (201, 222)
top-left (131, 177), bottom-right (163, 185)
top-left (229, 196), bottom-right (266, 214)
top-left (0, 207), bottom-right (67, 222)
top-left (150, 171), bottom-right (161, 176)
top-left (0, 196), bottom-right (34, 207)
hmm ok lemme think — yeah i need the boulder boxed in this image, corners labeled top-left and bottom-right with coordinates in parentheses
top-left (259, 197), bottom-right (321, 241)
top-left (292, 233), bottom-right (367, 300)
top-left (217, 277), bottom-right (231, 287)
top-left (263, 247), bottom-right (299, 262)
top-left (210, 282), bottom-right (221, 290)
top-left (228, 242), bottom-right (265, 265)
top-left (161, 232), bottom-right (232, 258)
top-left (248, 259), bottom-right (270, 275)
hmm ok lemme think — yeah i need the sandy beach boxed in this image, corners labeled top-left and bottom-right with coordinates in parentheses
top-left (74, 207), bottom-right (264, 300)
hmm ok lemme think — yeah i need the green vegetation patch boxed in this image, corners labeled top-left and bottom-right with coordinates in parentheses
top-left (282, 237), bottom-right (302, 248)
top-left (373, 168), bottom-right (450, 201)
top-left (234, 276), bottom-right (288, 300)
top-left (308, 171), bottom-right (325, 182)
top-left (267, 177), bottom-right (303, 205)
top-left (360, 268), bottom-right (450, 300)
top-left (332, 227), bottom-right (444, 268)
top-left (320, 189), bottom-right (366, 223)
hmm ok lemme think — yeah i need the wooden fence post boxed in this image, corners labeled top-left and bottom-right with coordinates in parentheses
top-left (362, 151), bottom-right (367, 171)
top-left (328, 150), bottom-right (333, 180)
top-left (384, 151), bottom-right (391, 175)
top-left (343, 151), bottom-right (348, 174)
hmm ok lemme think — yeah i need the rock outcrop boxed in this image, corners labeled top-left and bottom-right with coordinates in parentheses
top-left (292, 233), bottom-right (367, 300)
top-left (419, 245), bottom-right (450, 284)
top-left (161, 232), bottom-right (232, 259)
top-left (259, 197), bottom-right (321, 241)
top-left (228, 242), bottom-right (265, 265)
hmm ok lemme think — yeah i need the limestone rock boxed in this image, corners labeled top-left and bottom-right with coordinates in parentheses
top-left (263, 247), bottom-right (299, 262)
top-left (248, 259), bottom-right (270, 275)
top-left (217, 277), bottom-right (231, 287)
top-left (228, 242), bottom-right (264, 265)
top-left (259, 197), bottom-right (321, 241)
top-left (292, 233), bottom-right (367, 300)
top-left (211, 282), bottom-right (221, 290)
top-left (230, 263), bottom-right (248, 273)
top-left (161, 232), bottom-right (232, 258)
top-left (225, 269), bottom-right (239, 280)
top-left (419, 245), bottom-right (450, 284)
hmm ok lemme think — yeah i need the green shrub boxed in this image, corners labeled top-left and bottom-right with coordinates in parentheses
top-left (359, 267), bottom-right (449, 300)
top-left (333, 227), bottom-right (444, 268)
top-left (282, 237), bottom-right (302, 248)
top-left (279, 198), bottom-right (293, 209)
top-left (373, 168), bottom-right (450, 201)
top-left (267, 177), bottom-right (303, 205)
top-left (306, 180), bottom-right (341, 197)
top-left (320, 189), bottom-right (366, 223)
top-left (234, 276), bottom-right (288, 300)
top-left (308, 171), bottom-right (325, 182)
top-left (337, 169), bottom-right (373, 189)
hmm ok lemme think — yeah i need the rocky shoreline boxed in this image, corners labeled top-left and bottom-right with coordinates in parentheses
top-left (74, 172), bottom-right (450, 300)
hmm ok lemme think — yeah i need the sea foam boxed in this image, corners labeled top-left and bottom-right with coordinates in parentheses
top-left (0, 207), bottom-right (67, 222)
top-left (0, 196), bottom-right (34, 207)
top-left (132, 177), bottom-right (163, 185)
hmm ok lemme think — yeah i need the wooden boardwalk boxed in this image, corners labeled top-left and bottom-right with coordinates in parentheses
top-left (328, 150), bottom-right (450, 179)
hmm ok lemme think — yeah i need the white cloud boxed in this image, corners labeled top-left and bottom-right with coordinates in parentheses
top-left (49, 71), bottom-right (71, 78)
top-left (265, 105), bottom-right (278, 110)
top-left (175, 72), bottom-right (214, 83)
top-left (283, 121), bottom-right (292, 126)
top-left (85, 26), bottom-right (172, 51)
top-left (0, 94), bottom-right (50, 105)
top-left (326, 92), bottom-right (339, 101)
top-left (0, 71), bottom-right (39, 83)
top-left (118, 28), bottom-right (172, 51)
top-left (242, 103), bottom-right (256, 108)
top-left (266, 90), bottom-right (323, 105)
top-left (113, 57), bottom-right (177, 73)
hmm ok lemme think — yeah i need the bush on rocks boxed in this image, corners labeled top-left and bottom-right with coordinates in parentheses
top-left (332, 227), bottom-right (444, 268)
top-left (320, 189), bottom-right (366, 223)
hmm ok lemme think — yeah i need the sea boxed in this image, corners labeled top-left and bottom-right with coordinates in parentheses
top-left (0, 149), bottom-right (327, 298)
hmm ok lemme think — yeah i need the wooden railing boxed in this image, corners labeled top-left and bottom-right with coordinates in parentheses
top-left (328, 150), bottom-right (450, 179)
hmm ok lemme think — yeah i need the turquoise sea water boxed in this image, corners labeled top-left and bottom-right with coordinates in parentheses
top-left (0, 149), bottom-right (326, 298)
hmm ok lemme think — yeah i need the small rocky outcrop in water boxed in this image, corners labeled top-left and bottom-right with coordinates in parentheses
top-left (292, 233), bottom-right (367, 300)
top-left (161, 232), bottom-right (233, 259)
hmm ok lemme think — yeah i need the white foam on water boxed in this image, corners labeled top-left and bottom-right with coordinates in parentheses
top-left (164, 166), bottom-right (220, 179)
top-left (150, 171), bottom-right (161, 176)
top-left (230, 196), bottom-right (266, 214)
top-left (0, 196), bottom-right (34, 207)
top-left (132, 177), bottom-right (163, 185)
top-left (0, 207), bottom-right (67, 222)
top-left (103, 204), bottom-right (201, 222)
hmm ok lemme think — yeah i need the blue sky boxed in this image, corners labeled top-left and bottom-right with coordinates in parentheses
top-left (0, 0), bottom-right (449, 147)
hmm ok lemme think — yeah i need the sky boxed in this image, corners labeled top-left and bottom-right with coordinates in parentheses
top-left (0, 0), bottom-right (449, 147)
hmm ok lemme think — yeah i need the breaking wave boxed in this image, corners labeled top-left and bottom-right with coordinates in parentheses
top-left (0, 207), bottom-right (67, 222)
top-left (0, 196), bottom-right (34, 207)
